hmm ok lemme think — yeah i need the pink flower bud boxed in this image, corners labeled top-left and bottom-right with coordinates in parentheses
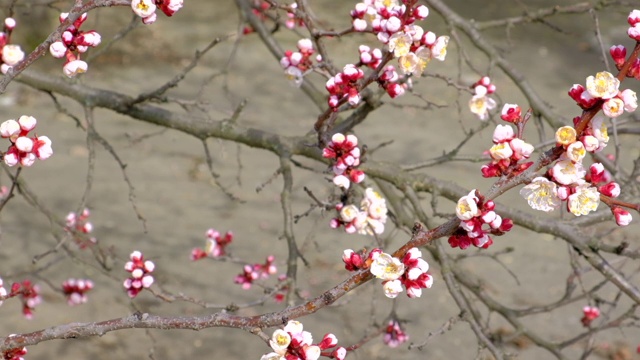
top-left (49, 41), bottom-right (67, 58)
top-left (141, 275), bottom-right (154, 288)
top-left (0, 119), bottom-right (20, 139)
top-left (353, 18), bottom-right (367, 31)
top-left (612, 207), bottom-right (632, 226)
top-left (333, 174), bottom-right (350, 189)
top-left (500, 103), bottom-right (521, 122)
top-left (3, 147), bottom-right (18, 166)
top-left (414, 5), bottom-right (429, 19)
top-left (34, 136), bottom-right (53, 160)
top-left (15, 136), bottom-right (33, 152)
top-left (4, 17), bottom-right (16, 30)
top-left (492, 124), bottom-right (514, 143)
top-left (628, 9), bottom-right (640, 26)
top-left (17, 115), bottom-right (36, 132)
top-left (319, 333), bottom-right (338, 349)
top-left (598, 182), bottom-right (620, 197)
top-left (20, 152), bottom-right (36, 167)
top-left (628, 24), bottom-right (640, 41)
top-left (332, 347), bottom-right (347, 360)
top-left (610, 45), bottom-right (627, 66)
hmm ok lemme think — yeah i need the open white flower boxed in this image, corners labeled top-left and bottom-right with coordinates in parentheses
top-left (370, 253), bottom-right (405, 281)
top-left (269, 329), bottom-right (291, 355)
top-left (456, 190), bottom-right (480, 220)
top-left (2, 44), bottom-right (24, 66)
top-left (585, 71), bottom-right (619, 99)
top-left (568, 185), bottom-right (600, 216)
top-left (520, 177), bottom-right (561, 212)
top-left (131, 0), bottom-right (156, 18)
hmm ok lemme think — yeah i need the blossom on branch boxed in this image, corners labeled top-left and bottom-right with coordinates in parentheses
top-left (234, 256), bottom-right (277, 289)
top-left (62, 278), bottom-right (94, 306)
top-left (191, 228), bottom-right (233, 260)
top-left (451, 191), bottom-right (513, 249)
top-left (383, 319), bottom-right (409, 348)
top-left (369, 248), bottom-right (433, 299)
top-left (1, 116), bottom-right (53, 167)
top-left (132, 0), bottom-right (183, 24)
top-left (0, 17), bottom-right (25, 74)
top-left (65, 208), bottom-right (98, 249)
top-left (123, 251), bottom-right (155, 298)
top-left (261, 320), bottom-right (346, 360)
top-left (49, 13), bottom-right (100, 77)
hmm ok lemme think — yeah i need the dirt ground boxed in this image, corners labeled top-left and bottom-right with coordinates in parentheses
top-left (0, 0), bottom-right (639, 359)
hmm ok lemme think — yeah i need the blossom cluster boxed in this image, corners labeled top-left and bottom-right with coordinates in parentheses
top-left (568, 71), bottom-right (637, 117)
top-left (325, 64), bottom-right (366, 109)
top-left (62, 278), bottom-right (94, 306)
top-left (123, 251), bottom-right (155, 298)
top-left (330, 187), bottom-right (388, 235)
top-left (581, 305), bottom-right (600, 327)
top-left (191, 228), bottom-right (233, 260)
top-left (626, 10), bottom-right (640, 41)
top-left (234, 255), bottom-right (277, 289)
top-left (65, 208), bottom-right (97, 249)
top-left (1, 116), bottom-right (53, 167)
top-left (351, 0), bottom-right (447, 75)
top-left (469, 76), bottom-right (497, 120)
top-left (260, 320), bottom-right (346, 360)
top-left (131, 0), bottom-right (184, 24)
top-left (369, 248), bottom-right (433, 298)
top-left (280, 38), bottom-right (317, 87)
top-left (2, 342), bottom-right (27, 360)
top-left (383, 319), bottom-right (409, 348)
top-left (0, 17), bottom-right (25, 75)
top-left (48, 12), bottom-right (100, 78)
top-left (16, 280), bottom-right (41, 319)
top-left (481, 121), bottom-right (535, 178)
top-left (322, 133), bottom-right (365, 189)
top-left (519, 115), bottom-right (625, 219)
top-left (450, 190), bottom-right (513, 250)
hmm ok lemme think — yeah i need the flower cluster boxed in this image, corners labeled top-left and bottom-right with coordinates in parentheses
top-left (65, 208), bottom-right (97, 249)
top-left (123, 251), bottom-right (155, 298)
top-left (234, 255), bottom-right (277, 289)
top-left (469, 76), bottom-right (497, 120)
top-left (48, 13), bottom-right (100, 78)
top-left (450, 190), bottom-right (513, 250)
top-left (627, 10), bottom-right (640, 41)
top-left (325, 64), bottom-right (365, 109)
top-left (350, 0), bottom-right (447, 76)
top-left (568, 71), bottom-right (637, 117)
top-left (520, 115), bottom-right (623, 217)
top-left (481, 122), bottom-right (535, 178)
top-left (191, 228), bottom-right (233, 260)
top-left (284, 3), bottom-right (304, 29)
top-left (330, 187), bottom-right (388, 235)
top-left (2, 342), bottom-right (27, 360)
top-left (260, 320), bottom-right (346, 360)
top-left (62, 278), bottom-right (94, 306)
top-left (369, 248), bottom-right (433, 298)
top-left (322, 133), bottom-right (365, 189)
top-left (383, 319), bottom-right (409, 348)
top-left (0, 17), bottom-right (25, 74)
top-left (131, 0), bottom-right (184, 24)
top-left (1, 116), bottom-right (52, 167)
top-left (16, 280), bottom-right (41, 319)
top-left (280, 38), bottom-right (316, 87)
top-left (581, 306), bottom-right (600, 327)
